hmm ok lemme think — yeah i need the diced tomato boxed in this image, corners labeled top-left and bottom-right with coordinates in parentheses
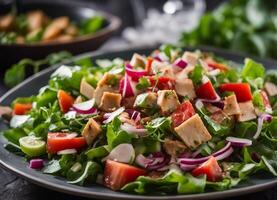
top-left (104, 160), bottom-right (147, 191)
top-left (149, 76), bottom-right (175, 90)
top-left (145, 57), bottom-right (154, 75)
top-left (57, 90), bottom-right (74, 113)
top-left (205, 58), bottom-right (229, 72)
top-left (47, 133), bottom-right (86, 154)
top-left (219, 83), bottom-right (252, 102)
top-left (13, 103), bottom-right (33, 115)
top-left (172, 101), bottom-right (195, 127)
top-left (260, 90), bottom-right (271, 110)
top-left (192, 156), bottom-right (222, 182)
top-left (196, 81), bottom-right (218, 100)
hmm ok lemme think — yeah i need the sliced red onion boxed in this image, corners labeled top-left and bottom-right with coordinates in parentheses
top-left (178, 142), bottom-right (233, 165)
top-left (212, 142), bottom-right (232, 157)
top-left (226, 137), bottom-right (252, 147)
top-left (215, 147), bottom-right (234, 161)
top-left (57, 149), bottom-right (77, 155)
top-left (173, 58), bottom-right (187, 69)
top-left (153, 56), bottom-right (162, 62)
top-left (103, 107), bottom-right (125, 124)
top-left (253, 113), bottom-right (272, 139)
top-left (125, 63), bottom-right (147, 82)
top-left (29, 159), bottom-right (44, 169)
top-left (120, 74), bottom-right (135, 98)
top-left (191, 148), bottom-right (203, 158)
top-left (125, 109), bottom-right (141, 123)
top-left (72, 99), bottom-right (97, 115)
top-left (136, 152), bottom-right (170, 170)
top-left (179, 163), bottom-right (197, 171)
top-left (120, 123), bottom-right (147, 136)
top-left (195, 98), bottom-right (224, 110)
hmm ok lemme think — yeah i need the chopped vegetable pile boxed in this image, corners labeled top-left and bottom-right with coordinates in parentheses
top-left (1, 45), bottom-right (277, 195)
top-left (0, 10), bottom-right (104, 44)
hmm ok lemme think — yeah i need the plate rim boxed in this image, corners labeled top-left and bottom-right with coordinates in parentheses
top-left (0, 47), bottom-right (277, 199)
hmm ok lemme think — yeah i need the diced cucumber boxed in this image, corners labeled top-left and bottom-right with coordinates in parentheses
top-left (19, 136), bottom-right (46, 157)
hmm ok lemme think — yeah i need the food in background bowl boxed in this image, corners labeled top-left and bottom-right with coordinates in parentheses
top-left (0, 10), bottom-right (104, 44)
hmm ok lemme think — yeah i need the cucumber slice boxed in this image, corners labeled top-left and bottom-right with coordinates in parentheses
top-left (19, 136), bottom-right (46, 157)
top-left (104, 143), bottom-right (135, 164)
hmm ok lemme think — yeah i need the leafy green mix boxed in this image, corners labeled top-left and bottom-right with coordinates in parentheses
top-left (180, 0), bottom-right (277, 59)
top-left (0, 45), bottom-right (277, 195)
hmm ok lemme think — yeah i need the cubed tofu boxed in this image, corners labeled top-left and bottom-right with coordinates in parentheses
top-left (264, 82), bottom-right (277, 96)
top-left (151, 61), bottom-right (175, 78)
top-left (182, 51), bottom-right (199, 66)
top-left (130, 53), bottom-right (146, 68)
top-left (99, 92), bottom-right (122, 112)
top-left (80, 78), bottom-right (95, 99)
top-left (174, 114), bottom-right (212, 149)
top-left (175, 78), bottom-right (196, 99)
top-left (82, 118), bottom-right (102, 145)
top-left (237, 101), bottom-right (256, 122)
top-left (163, 138), bottom-right (187, 157)
top-left (157, 90), bottom-right (180, 114)
top-left (223, 94), bottom-right (241, 115)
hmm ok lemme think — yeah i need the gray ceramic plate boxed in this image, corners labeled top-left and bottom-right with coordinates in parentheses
top-left (0, 47), bottom-right (276, 200)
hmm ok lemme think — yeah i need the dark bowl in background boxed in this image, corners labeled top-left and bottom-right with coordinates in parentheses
top-left (0, 0), bottom-right (121, 71)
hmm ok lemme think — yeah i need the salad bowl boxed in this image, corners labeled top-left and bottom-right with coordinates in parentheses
top-left (0, 46), bottom-right (276, 199)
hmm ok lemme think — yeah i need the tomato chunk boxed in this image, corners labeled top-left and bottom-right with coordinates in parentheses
top-left (149, 76), bottom-right (175, 90)
top-left (13, 103), bottom-right (33, 115)
top-left (104, 160), bottom-right (147, 191)
top-left (145, 57), bottom-right (154, 75)
top-left (219, 83), bottom-right (252, 102)
top-left (47, 133), bottom-right (86, 154)
top-left (172, 101), bottom-right (195, 127)
top-left (192, 156), bottom-right (222, 182)
top-left (205, 58), bottom-right (229, 72)
top-left (57, 90), bottom-right (74, 113)
top-left (196, 81), bottom-right (218, 100)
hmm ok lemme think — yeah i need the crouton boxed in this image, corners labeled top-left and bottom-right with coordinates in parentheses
top-left (175, 78), bottom-right (196, 99)
top-left (264, 82), bottom-right (277, 96)
top-left (151, 61), bottom-right (175, 78)
top-left (80, 78), bottom-right (95, 99)
top-left (157, 90), bottom-right (180, 114)
top-left (130, 53), bottom-right (146, 68)
top-left (82, 118), bottom-right (102, 145)
top-left (237, 101), bottom-right (256, 122)
top-left (223, 94), bottom-right (241, 115)
top-left (99, 92), bottom-right (122, 112)
top-left (134, 92), bottom-right (157, 109)
top-left (174, 114), bottom-right (212, 149)
top-left (163, 138), bottom-right (187, 157)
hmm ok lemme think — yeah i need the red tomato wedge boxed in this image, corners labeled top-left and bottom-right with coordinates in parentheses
top-left (145, 57), bottom-right (154, 75)
top-left (205, 58), bottom-right (229, 72)
top-left (172, 101), bottom-right (195, 127)
top-left (219, 83), bottom-right (252, 102)
top-left (104, 160), bottom-right (147, 191)
top-left (13, 103), bottom-right (33, 115)
top-left (149, 76), bottom-right (175, 90)
top-left (47, 133), bottom-right (86, 154)
top-left (57, 90), bottom-right (74, 113)
top-left (192, 156), bottom-right (222, 182)
top-left (196, 81), bottom-right (218, 100)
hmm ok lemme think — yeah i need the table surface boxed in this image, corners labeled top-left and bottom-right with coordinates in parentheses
top-left (0, 39), bottom-right (276, 200)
